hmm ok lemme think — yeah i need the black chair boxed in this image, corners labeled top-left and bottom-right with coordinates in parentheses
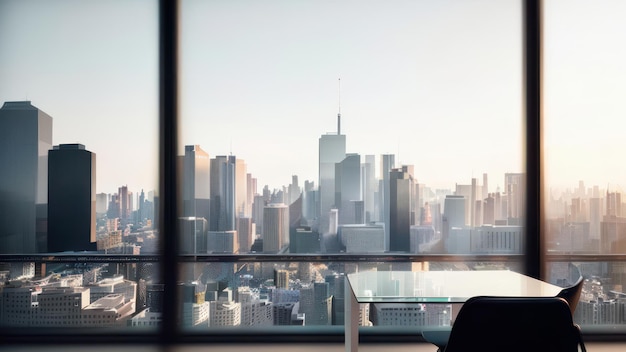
top-left (443, 296), bottom-right (586, 352)
top-left (423, 278), bottom-right (586, 352)
top-left (557, 275), bottom-right (584, 315)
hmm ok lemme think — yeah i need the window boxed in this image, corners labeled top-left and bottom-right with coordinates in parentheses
top-left (543, 0), bottom-right (626, 332)
top-left (1, 0), bottom-right (626, 346)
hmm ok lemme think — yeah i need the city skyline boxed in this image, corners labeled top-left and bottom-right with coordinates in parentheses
top-left (2, 0), bottom-right (626, 194)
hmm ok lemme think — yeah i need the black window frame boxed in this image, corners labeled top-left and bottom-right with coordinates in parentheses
top-left (2, 0), bottom-right (626, 346)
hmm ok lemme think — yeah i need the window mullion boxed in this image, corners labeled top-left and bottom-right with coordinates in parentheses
top-left (159, 0), bottom-right (180, 345)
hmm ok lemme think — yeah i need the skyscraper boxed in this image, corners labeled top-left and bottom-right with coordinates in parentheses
top-left (235, 158), bottom-right (248, 217)
top-left (362, 155), bottom-right (377, 223)
top-left (47, 144), bottom-right (96, 252)
top-left (182, 145), bottom-right (210, 225)
top-left (96, 193), bottom-right (108, 215)
top-left (118, 185), bottom-right (133, 224)
top-left (263, 203), bottom-right (289, 253)
top-left (0, 101), bottom-right (53, 254)
top-left (389, 166), bottom-right (415, 252)
top-left (505, 173), bottom-right (525, 221)
top-left (299, 282), bottom-right (332, 326)
top-left (380, 154), bottom-right (395, 248)
top-left (318, 118), bottom-right (346, 236)
top-left (210, 155), bottom-right (236, 231)
top-left (335, 153), bottom-right (361, 225)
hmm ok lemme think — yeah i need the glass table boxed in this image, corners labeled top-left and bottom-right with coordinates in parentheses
top-left (344, 270), bottom-right (563, 352)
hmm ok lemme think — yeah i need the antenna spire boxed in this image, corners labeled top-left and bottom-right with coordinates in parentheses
top-left (337, 78), bottom-right (341, 135)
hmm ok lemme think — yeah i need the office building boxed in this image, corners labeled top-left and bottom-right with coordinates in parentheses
top-left (182, 145), bottom-right (210, 225)
top-left (47, 144), bottom-right (96, 253)
top-left (128, 308), bottom-right (163, 328)
top-left (287, 175), bottom-right (301, 206)
top-left (389, 166), bottom-right (415, 252)
top-left (470, 225), bottom-right (524, 254)
top-left (444, 195), bottom-right (466, 228)
top-left (299, 282), bottom-right (332, 326)
top-left (96, 193), bottom-right (108, 215)
top-left (118, 185), bottom-right (133, 224)
top-left (318, 118), bottom-right (346, 236)
top-left (362, 155), bottom-right (377, 223)
top-left (252, 194), bottom-right (266, 235)
top-left (235, 158), bottom-right (248, 218)
top-left (289, 226), bottom-right (321, 253)
top-left (274, 269), bottom-right (289, 289)
top-left (179, 217), bottom-right (208, 254)
top-left (263, 203), bottom-right (289, 253)
top-left (236, 217), bottom-right (254, 253)
top-left (210, 155), bottom-right (236, 231)
top-left (238, 286), bottom-right (273, 326)
top-left (335, 153), bottom-right (361, 225)
top-left (505, 173), bottom-right (525, 221)
top-left (454, 184), bottom-right (472, 227)
top-left (246, 173), bottom-right (256, 218)
top-left (339, 224), bottom-right (385, 253)
top-left (82, 294), bottom-right (135, 327)
top-left (325, 274), bottom-right (346, 325)
top-left (607, 191), bottom-right (622, 217)
top-left (380, 154), bottom-right (395, 248)
top-left (371, 303), bottom-right (428, 326)
top-left (590, 197), bottom-right (602, 244)
top-left (0, 101), bottom-right (53, 253)
top-left (410, 225), bottom-right (437, 253)
top-left (209, 289), bottom-right (241, 327)
top-left (303, 180), bottom-right (317, 221)
top-left (207, 230), bottom-right (238, 253)
top-left (483, 193), bottom-right (495, 225)
top-left (87, 275), bottom-right (137, 304)
top-left (273, 302), bottom-right (296, 325)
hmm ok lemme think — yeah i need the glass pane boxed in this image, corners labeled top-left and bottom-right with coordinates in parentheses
top-left (178, 259), bottom-right (521, 330)
top-left (178, 0), bottom-right (523, 329)
top-left (0, 0), bottom-right (159, 328)
top-left (544, 0), bottom-right (626, 330)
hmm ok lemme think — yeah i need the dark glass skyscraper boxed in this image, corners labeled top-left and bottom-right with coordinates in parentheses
top-left (210, 155), bottom-right (236, 231)
top-left (47, 144), bottom-right (96, 252)
top-left (389, 166), bottom-right (414, 252)
top-left (0, 101), bottom-right (52, 254)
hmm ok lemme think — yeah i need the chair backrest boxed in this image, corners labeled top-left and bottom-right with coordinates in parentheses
top-left (557, 275), bottom-right (584, 315)
top-left (443, 296), bottom-right (584, 352)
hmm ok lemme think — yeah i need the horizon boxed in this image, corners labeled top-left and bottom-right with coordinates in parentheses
top-left (2, 0), bottom-right (626, 195)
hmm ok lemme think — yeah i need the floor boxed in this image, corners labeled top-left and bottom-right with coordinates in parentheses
top-left (1, 343), bottom-right (624, 352)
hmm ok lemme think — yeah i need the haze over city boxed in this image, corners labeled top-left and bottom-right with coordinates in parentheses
top-left (1, 0), bottom-right (626, 193)
top-left (4, 0), bottom-right (626, 333)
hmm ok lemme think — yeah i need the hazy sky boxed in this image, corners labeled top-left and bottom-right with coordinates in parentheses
top-left (2, 0), bottom-right (625, 196)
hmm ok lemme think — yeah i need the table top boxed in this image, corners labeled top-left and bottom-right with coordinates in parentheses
top-left (346, 270), bottom-right (563, 303)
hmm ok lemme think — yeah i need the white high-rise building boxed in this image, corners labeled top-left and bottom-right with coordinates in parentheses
top-left (210, 289), bottom-right (241, 327)
top-left (237, 287), bottom-right (273, 326)
top-left (182, 301), bottom-right (210, 327)
top-left (87, 275), bottom-right (137, 304)
top-left (470, 225), bottom-right (523, 254)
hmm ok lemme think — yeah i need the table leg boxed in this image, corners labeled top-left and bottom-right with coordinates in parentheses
top-left (345, 278), bottom-right (359, 352)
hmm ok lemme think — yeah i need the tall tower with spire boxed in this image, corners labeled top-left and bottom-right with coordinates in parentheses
top-left (337, 78), bottom-right (341, 135)
top-left (318, 80), bottom-right (346, 238)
